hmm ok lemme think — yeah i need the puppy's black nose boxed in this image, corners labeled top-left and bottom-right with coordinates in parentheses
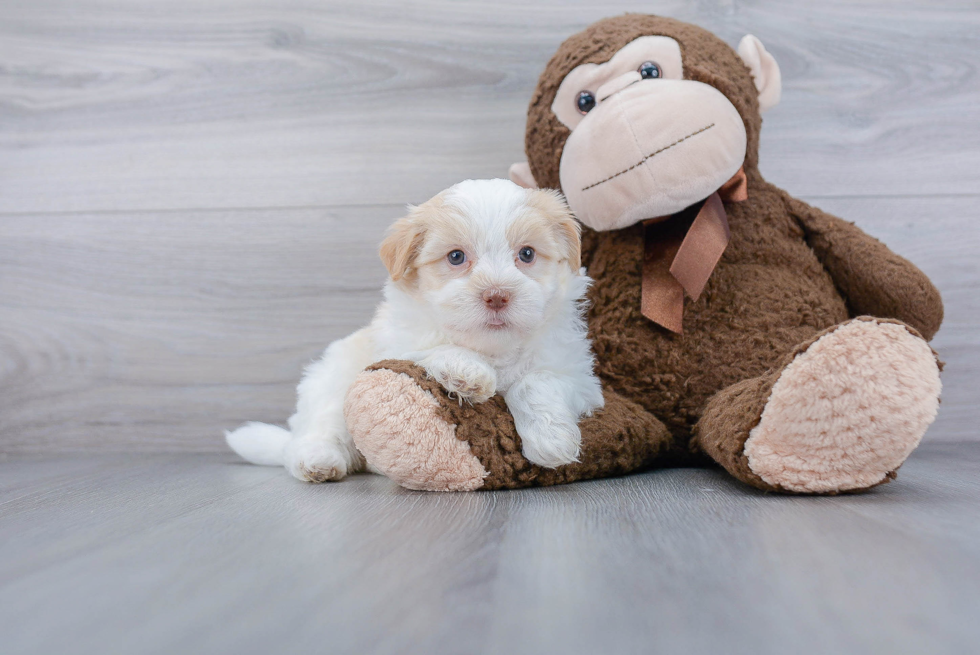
top-left (482, 289), bottom-right (509, 311)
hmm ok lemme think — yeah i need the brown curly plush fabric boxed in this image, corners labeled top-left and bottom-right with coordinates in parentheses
top-left (349, 15), bottom-right (944, 494)
top-left (364, 360), bottom-right (673, 490)
top-left (525, 16), bottom-right (941, 490)
top-left (531, 16), bottom-right (943, 448)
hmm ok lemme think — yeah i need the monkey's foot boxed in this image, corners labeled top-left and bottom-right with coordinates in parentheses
top-left (700, 318), bottom-right (941, 494)
top-left (344, 363), bottom-right (489, 491)
top-left (344, 360), bottom-right (671, 492)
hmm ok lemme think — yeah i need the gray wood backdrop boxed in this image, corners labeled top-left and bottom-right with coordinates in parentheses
top-left (1, 0), bottom-right (977, 453)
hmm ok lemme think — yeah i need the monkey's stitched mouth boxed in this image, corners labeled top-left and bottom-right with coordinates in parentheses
top-left (581, 123), bottom-right (715, 192)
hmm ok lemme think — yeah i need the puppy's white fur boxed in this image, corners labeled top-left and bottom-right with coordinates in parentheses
top-left (226, 179), bottom-right (604, 482)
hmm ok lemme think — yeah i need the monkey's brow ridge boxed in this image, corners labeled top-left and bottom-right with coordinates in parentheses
top-left (581, 123), bottom-right (716, 192)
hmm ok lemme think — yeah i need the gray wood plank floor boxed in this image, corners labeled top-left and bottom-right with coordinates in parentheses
top-left (2, 444), bottom-right (979, 655)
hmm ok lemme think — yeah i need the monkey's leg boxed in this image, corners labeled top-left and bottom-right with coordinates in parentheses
top-left (693, 317), bottom-right (942, 494)
top-left (344, 360), bottom-right (672, 491)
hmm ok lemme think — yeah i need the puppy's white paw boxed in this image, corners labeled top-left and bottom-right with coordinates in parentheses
top-left (283, 438), bottom-right (349, 483)
top-left (421, 353), bottom-right (497, 404)
top-left (515, 414), bottom-right (582, 468)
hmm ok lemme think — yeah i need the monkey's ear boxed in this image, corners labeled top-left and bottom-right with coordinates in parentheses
top-left (509, 162), bottom-right (539, 189)
top-left (379, 214), bottom-right (425, 283)
top-left (737, 35), bottom-right (782, 113)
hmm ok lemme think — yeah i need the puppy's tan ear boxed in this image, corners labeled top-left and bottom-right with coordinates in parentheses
top-left (528, 189), bottom-right (581, 270)
top-left (557, 212), bottom-right (582, 271)
top-left (379, 213), bottom-right (425, 283)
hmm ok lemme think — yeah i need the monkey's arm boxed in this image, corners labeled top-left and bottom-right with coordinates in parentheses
top-left (786, 195), bottom-right (943, 341)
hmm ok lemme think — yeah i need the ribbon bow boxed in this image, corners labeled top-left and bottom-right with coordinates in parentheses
top-left (640, 167), bottom-right (748, 334)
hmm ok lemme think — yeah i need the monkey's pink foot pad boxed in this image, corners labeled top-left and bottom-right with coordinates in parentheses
top-left (344, 366), bottom-right (489, 492)
top-left (744, 318), bottom-right (941, 493)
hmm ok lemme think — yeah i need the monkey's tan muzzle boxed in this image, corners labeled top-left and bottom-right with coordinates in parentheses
top-left (559, 79), bottom-right (747, 232)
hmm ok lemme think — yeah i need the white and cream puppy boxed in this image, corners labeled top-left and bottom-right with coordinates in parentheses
top-left (226, 178), bottom-right (604, 482)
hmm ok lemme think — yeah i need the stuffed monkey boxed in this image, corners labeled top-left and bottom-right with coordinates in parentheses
top-left (343, 15), bottom-right (944, 493)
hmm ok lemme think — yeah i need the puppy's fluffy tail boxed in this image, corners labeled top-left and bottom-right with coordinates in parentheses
top-left (225, 422), bottom-right (290, 466)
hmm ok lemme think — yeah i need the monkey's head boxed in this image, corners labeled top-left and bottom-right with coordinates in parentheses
top-left (510, 15), bottom-right (781, 232)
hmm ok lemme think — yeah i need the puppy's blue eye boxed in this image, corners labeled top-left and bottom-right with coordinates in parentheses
top-left (447, 250), bottom-right (466, 266)
top-left (639, 61), bottom-right (662, 79)
top-left (518, 247), bottom-right (535, 264)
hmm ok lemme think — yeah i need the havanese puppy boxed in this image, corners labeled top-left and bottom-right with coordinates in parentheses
top-left (226, 178), bottom-right (604, 482)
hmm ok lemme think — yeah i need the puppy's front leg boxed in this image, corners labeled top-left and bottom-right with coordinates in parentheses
top-left (407, 345), bottom-right (497, 404)
top-left (505, 372), bottom-right (585, 468)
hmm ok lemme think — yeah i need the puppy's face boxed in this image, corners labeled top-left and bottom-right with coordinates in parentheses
top-left (380, 179), bottom-right (582, 350)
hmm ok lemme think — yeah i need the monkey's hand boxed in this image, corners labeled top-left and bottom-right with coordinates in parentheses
top-left (787, 194), bottom-right (943, 341)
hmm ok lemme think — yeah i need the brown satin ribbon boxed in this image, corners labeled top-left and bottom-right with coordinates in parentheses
top-left (641, 166), bottom-right (747, 333)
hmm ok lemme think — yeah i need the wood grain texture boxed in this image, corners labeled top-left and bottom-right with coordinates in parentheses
top-left (1, 446), bottom-right (979, 654)
top-left (1, 197), bottom-right (974, 452)
top-left (0, 0), bottom-right (977, 453)
top-left (0, 0), bottom-right (978, 213)
top-left (0, 206), bottom-right (394, 452)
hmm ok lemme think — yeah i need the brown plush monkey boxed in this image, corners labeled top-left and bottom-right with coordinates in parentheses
top-left (344, 15), bottom-right (944, 494)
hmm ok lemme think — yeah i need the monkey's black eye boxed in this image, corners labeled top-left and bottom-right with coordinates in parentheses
top-left (576, 91), bottom-right (596, 114)
top-left (518, 246), bottom-right (535, 264)
top-left (639, 61), bottom-right (662, 79)
top-left (447, 250), bottom-right (466, 266)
